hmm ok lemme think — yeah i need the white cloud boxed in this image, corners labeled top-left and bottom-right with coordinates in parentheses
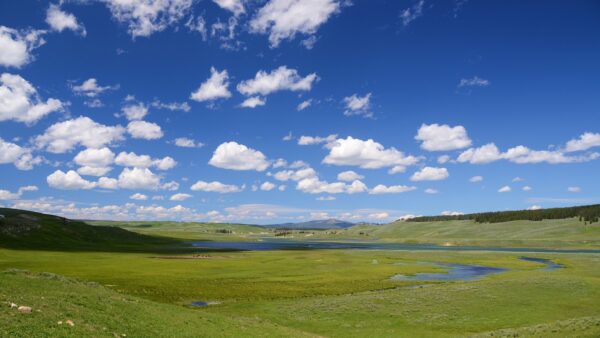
top-left (209, 141), bottom-right (269, 171)
top-left (237, 66), bottom-right (318, 96)
top-left (369, 184), bottom-right (416, 194)
top-left (35, 116), bottom-right (125, 153)
top-left (272, 167), bottom-right (317, 182)
top-left (565, 132), bottom-right (600, 152)
top-left (297, 99), bottom-right (312, 111)
top-left (260, 181), bottom-right (276, 191)
top-left (127, 120), bottom-right (163, 139)
top-left (117, 167), bottom-right (161, 190)
top-left (457, 143), bottom-right (503, 164)
top-left (296, 177), bottom-right (367, 194)
top-left (410, 167), bottom-right (449, 181)
top-left (121, 102), bottom-right (148, 121)
top-left (458, 76), bottom-right (490, 88)
top-left (47, 170), bottom-right (97, 190)
top-left (568, 186), bottom-right (581, 193)
top-left (249, 0), bottom-right (341, 47)
top-left (388, 165), bottom-right (407, 174)
top-left (154, 156), bottom-right (177, 170)
top-left (343, 93), bottom-right (372, 118)
top-left (527, 205), bottom-right (542, 210)
top-left (282, 132), bottom-right (293, 141)
top-left (98, 177), bottom-right (119, 189)
top-left (170, 193), bottom-right (192, 201)
top-left (323, 136), bottom-right (420, 169)
top-left (213, 0), bottom-right (245, 16)
top-left (437, 155), bottom-right (450, 164)
top-left (441, 210), bottom-right (464, 216)
top-left (77, 166), bottom-right (112, 177)
top-left (173, 137), bottom-right (203, 148)
top-left (498, 185), bottom-right (511, 193)
top-left (0, 26), bottom-right (46, 68)
top-left (415, 123), bottom-right (472, 151)
top-left (151, 100), bottom-right (190, 112)
top-left (317, 196), bottom-right (335, 201)
top-left (84, 99), bottom-right (104, 108)
top-left (162, 181), bottom-right (180, 191)
top-left (130, 193), bottom-right (148, 200)
top-left (0, 185), bottom-right (37, 200)
top-left (240, 96), bottom-right (266, 108)
top-left (191, 180), bottom-right (243, 193)
top-left (469, 175), bottom-right (483, 182)
top-left (114, 151), bottom-right (176, 170)
top-left (0, 73), bottom-right (64, 124)
top-left (512, 177), bottom-right (524, 182)
top-left (0, 138), bottom-right (41, 171)
top-left (400, 0), bottom-right (425, 26)
top-left (337, 170), bottom-right (363, 182)
top-left (424, 188), bottom-right (438, 194)
top-left (104, 0), bottom-right (194, 38)
top-left (298, 134), bottom-right (337, 146)
top-left (522, 186), bottom-right (532, 191)
top-left (74, 147), bottom-right (115, 168)
top-left (190, 67), bottom-right (231, 102)
top-left (46, 4), bottom-right (86, 36)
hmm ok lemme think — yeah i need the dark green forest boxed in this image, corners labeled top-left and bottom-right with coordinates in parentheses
top-left (406, 204), bottom-right (600, 224)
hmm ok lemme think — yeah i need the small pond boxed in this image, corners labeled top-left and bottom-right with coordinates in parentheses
top-left (390, 263), bottom-right (507, 281)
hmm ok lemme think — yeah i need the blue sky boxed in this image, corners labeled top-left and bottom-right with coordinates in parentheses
top-left (0, 0), bottom-right (599, 223)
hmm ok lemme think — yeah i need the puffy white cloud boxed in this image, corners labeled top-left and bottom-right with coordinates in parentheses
top-left (121, 102), bottom-right (148, 120)
top-left (441, 210), bottom-right (464, 216)
top-left (437, 155), bottom-right (450, 164)
top-left (337, 170), bottom-right (363, 182)
top-left (173, 137), bottom-right (203, 148)
top-left (130, 193), bottom-right (148, 200)
top-left (249, 0), bottom-right (341, 47)
top-left (512, 177), bottom-right (524, 182)
top-left (260, 181), bottom-right (276, 191)
top-left (298, 134), bottom-right (337, 146)
top-left (469, 175), bottom-right (483, 182)
top-left (388, 165), bottom-right (407, 174)
top-left (0, 185), bottom-right (38, 200)
top-left (498, 186), bottom-right (511, 193)
top-left (191, 180), bottom-right (243, 193)
top-left (317, 196), bottom-right (335, 201)
top-left (74, 147), bottom-right (115, 167)
top-left (151, 100), bottom-right (190, 112)
top-left (35, 116), bottom-right (125, 153)
top-left (213, 0), bottom-right (245, 16)
top-left (522, 186), bottom-right (532, 191)
top-left (98, 177), bottom-right (118, 189)
top-left (457, 143), bottom-right (502, 164)
top-left (297, 99), bottom-right (312, 111)
top-left (237, 66), bottom-right (318, 96)
top-left (0, 138), bottom-right (41, 171)
top-left (458, 76), bottom-right (490, 88)
top-left (415, 123), bottom-right (472, 151)
top-left (568, 186), bottom-right (581, 193)
top-left (127, 120), bottom-right (163, 139)
top-left (323, 136), bottom-right (420, 169)
top-left (410, 167), bottom-right (449, 181)
top-left (424, 188), bottom-right (438, 194)
top-left (47, 170), bottom-right (97, 190)
top-left (104, 0), bottom-right (194, 38)
top-left (170, 193), bottom-right (192, 201)
top-left (296, 177), bottom-right (367, 194)
top-left (77, 166), bottom-right (112, 177)
top-left (369, 184), bottom-right (416, 194)
top-left (73, 78), bottom-right (116, 97)
top-left (117, 167), bottom-right (161, 190)
top-left (154, 156), bottom-right (177, 170)
top-left (162, 181), bottom-right (179, 191)
top-left (272, 167), bottom-right (317, 182)
top-left (400, 0), bottom-right (424, 26)
top-left (190, 67), bottom-right (231, 102)
top-left (0, 26), bottom-right (46, 68)
top-left (46, 4), bottom-right (86, 36)
top-left (114, 151), bottom-right (176, 170)
top-left (209, 141), bottom-right (269, 171)
top-left (0, 73), bottom-right (64, 124)
top-left (240, 96), bottom-right (266, 108)
top-left (343, 93), bottom-right (372, 118)
top-left (565, 132), bottom-right (600, 152)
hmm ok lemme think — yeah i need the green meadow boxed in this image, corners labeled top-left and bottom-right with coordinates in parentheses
top-left (2, 208), bottom-right (600, 337)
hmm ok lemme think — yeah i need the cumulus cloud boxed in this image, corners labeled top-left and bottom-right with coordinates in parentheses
top-left (173, 137), bottom-right (203, 148)
top-left (297, 134), bottom-right (337, 146)
top-left (297, 177), bottom-right (367, 194)
top-left (117, 167), bottom-right (161, 190)
top-left (458, 76), bottom-right (490, 88)
top-left (260, 181), bottom-right (276, 191)
top-left (191, 180), bottom-right (243, 193)
top-left (0, 138), bottom-right (42, 171)
top-left (400, 0), bottom-right (425, 26)
top-left (46, 4), bottom-right (86, 36)
top-left (410, 167), bottom-right (449, 181)
top-left (0, 26), bottom-right (46, 68)
top-left (567, 186), bottom-right (581, 193)
top-left (323, 136), bottom-right (420, 169)
top-left (441, 210), bottom-right (464, 216)
top-left (127, 120), bottom-right (163, 139)
top-left (213, 0), bottom-right (245, 16)
top-left (35, 116), bottom-right (125, 153)
top-left (130, 193), bottom-right (148, 200)
top-left (47, 170), bottom-right (97, 190)
top-left (121, 102), bottom-right (148, 120)
top-left (209, 141), bottom-right (269, 171)
top-left (249, 0), bottom-right (341, 47)
top-left (0, 73), bottom-right (64, 124)
top-left (469, 175), bottom-right (483, 182)
top-left (337, 170), bottom-right (363, 182)
top-left (77, 166), bottom-right (112, 177)
top-left (74, 147), bottom-right (115, 168)
top-left (498, 185), bottom-right (511, 193)
top-left (565, 132), bottom-right (600, 152)
top-left (170, 193), bottom-right (192, 201)
top-left (522, 186), bottom-right (532, 191)
top-left (424, 188), bottom-right (438, 194)
top-left (240, 96), bottom-right (266, 108)
top-left (369, 184), bottom-right (416, 194)
top-left (104, 0), bottom-right (194, 38)
top-left (343, 93), bottom-right (372, 118)
top-left (190, 67), bottom-right (231, 102)
top-left (151, 100), bottom-right (190, 112)
top-left (272, 167), bottom-right (317, 182)
top-left (237, 66), bottom-right (318, 96)
top-left (458, 142), bottom-right (600, 165)
top-left (415, 123), bottom-right (472, 151)
top-left (0, 185), bottom-right (38, 200)
top-left (297, 99), bottom-right (312, 111)
top-left (114, 151), bottom-right (176, 170)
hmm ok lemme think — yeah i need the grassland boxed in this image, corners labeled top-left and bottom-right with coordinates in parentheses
top-left (2, 208), bottom-right (600, 337)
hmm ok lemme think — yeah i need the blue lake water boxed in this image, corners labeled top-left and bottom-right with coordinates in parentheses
top-left (391, 263), bottom-right (507, 281)
top-left (190, 239), bottom-right (600, 254)
top-left (190, 301), bottom-right (208, 307)
top-left (519, 256), bottom-right (564, 270)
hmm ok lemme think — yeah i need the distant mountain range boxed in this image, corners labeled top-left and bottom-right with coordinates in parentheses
top-left (264, 219), bottom-right (355, 230)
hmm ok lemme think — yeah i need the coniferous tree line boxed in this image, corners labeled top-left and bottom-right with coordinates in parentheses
top-left (405, 204), bottom-right (600, 224)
